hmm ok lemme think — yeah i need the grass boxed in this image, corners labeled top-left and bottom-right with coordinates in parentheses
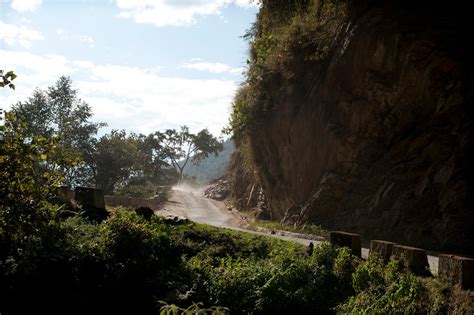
top-left (250, 219), bottom-right (328, 238)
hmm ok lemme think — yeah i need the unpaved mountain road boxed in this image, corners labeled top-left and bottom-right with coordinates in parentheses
top-left (160, 185), bottom-right (439, 275)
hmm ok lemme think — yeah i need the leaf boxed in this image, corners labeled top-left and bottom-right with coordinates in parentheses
top-left (0, 82), bottom-right (5, 88)
top-left (40, 154), bottom-right (47, 160)
top-left (9, 84), bottom-right (15, 90)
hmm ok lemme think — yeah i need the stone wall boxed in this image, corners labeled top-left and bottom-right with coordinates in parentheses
top-left (104, 195), bottom-right (163, 209)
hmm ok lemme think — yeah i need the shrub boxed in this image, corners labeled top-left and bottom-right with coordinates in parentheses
top-left (186, 242), bottom-right (360, 314)
top-left (338, 258), bottom-right (450, 314)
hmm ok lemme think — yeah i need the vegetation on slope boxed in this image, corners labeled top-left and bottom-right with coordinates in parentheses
top-left (227, 0), bottom-right (347, 137)
top-left (2, 205), bottom-right (465, 314)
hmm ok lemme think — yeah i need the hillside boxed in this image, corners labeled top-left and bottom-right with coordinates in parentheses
top-left (183, 138), bottom-right (235, 183)
top-left (228, 0), bottom-right (473, 254)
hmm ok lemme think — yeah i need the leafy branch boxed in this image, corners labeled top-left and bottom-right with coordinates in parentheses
top-left (0, 70), bottom-right (17, 90)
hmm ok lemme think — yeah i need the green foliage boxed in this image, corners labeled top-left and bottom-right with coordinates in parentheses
top-left (0, 107), bottom-right (85, 314)
top-left (11, 76), bottom-right (106, 186)
top-left (228, 0), bottom-right (348, 138)
top-left (0, 111), bottom-right (66, 206)
top-left (0, 70), bottom-right (17, 90)
top-left (251, 219), bottom-right (327, 237)
top-left (159, 302), bottom-right (229, 315)
top-left (225, 84), bottom-right (253, 137)
top-left (338, 258), bottom-right (450, 314)
top-left (80, 128), bottom-right (177, 194)
top-left (1, 203), bottom-right (457, 314)
top-left (187, 241), bottom-right (359, 313)
top-left (248, 0), bottom-right (346, 78)
top-left (93, 130), bottom-right (143, 194)
top-left (0, 110), bottom-right (76, 246)
top-left (7, 75), bottom-right (220, 193)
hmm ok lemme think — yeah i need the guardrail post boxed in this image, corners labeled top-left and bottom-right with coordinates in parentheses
top-left (330, 231), bottom-right (361, 257)
top-left (439, 254), bottom-right (474, 289)
top-left (391, 245), bottom-right (430, 276)
top-left (370, 240), bottom-right (397, 263)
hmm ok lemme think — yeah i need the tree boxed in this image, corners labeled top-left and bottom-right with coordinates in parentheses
top-left (135, 132), bottom-right (177, 185)
top-left (92, 130), bottom-right (178, 195)
top-left (11, 76), bottom-right (106, 186)
top-left (159, 126), bottom-right (223, 182)
top-left (1, 109), bottom-right (75, 264)
top-left (0, 110), bottom-right (70, 213)
top-left (92, 130), bottom-right (138, 194)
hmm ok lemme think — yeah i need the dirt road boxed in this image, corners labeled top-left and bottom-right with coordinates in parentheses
top-left (161, 184), bottom-right (439, 274)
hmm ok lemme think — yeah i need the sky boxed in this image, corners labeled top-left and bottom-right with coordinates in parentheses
top-left (0, 0), bottom-right (259, 136)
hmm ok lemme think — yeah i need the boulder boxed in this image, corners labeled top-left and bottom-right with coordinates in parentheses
top-left (438, 254), bottom-right (474, 289)
top-left (330, 231), bottom-right (361, 257)
top-left (204, 179), bottom-right (231, 201)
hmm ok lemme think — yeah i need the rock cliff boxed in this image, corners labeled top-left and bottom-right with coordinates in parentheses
top-left (230, 0), bottom-right (474, 254)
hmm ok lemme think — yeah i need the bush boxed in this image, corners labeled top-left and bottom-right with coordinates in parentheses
top-left (185, 242), bottom-right (360, 314)
top-left (338, 258), bottom-right (450, 314)
top-left (1, 205), bottom-right (458, 314)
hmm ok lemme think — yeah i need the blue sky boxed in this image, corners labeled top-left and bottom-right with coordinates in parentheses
top-left (0, 0), bottom-right (258, 135)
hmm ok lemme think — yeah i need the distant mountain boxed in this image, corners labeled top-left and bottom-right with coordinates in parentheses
top-left (182, 139), bottom-right (234, 183)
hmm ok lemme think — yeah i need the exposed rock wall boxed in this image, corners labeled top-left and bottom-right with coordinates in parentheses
top-left (227, 138), bottom-right (269, 215)
top-left (239, 1), bottom-right (474, 253)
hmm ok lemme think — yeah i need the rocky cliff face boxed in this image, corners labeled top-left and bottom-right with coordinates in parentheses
top-left (232, 0), bottom-right (474, 254)
top-left (227, 138), bottom-right (268, 215)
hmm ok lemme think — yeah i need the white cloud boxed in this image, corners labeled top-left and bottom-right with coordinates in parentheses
top-left (79, 35), bottom-right (95, 48)
top-left (10, 0), bottom-right (42, 13)
top-left (0, 49), bottom-right (237, 136)
top-left (0, 21), bottom-right (44, 48)
top-left (20, 17), bottom-right (32, 24)
top-left (56, 29), bottom-right (95, 48)
top-left (181, 60), bottom-right (244, 74)
top-left (234, 0), bottom-right (259, 9)
top-left (115, 0), bottom-right (258, 27)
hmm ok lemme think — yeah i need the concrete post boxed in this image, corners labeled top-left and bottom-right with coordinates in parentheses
top-left (391, 245), bottom-right (430, 276)
top-left (330, 231), bottom-right (361, 257)
top-left (439, 254), bottom-right (474, 289)
top-left (370, 240), bottom-right (397, 263)
top-left (75, 187), bottom-right (105, 209)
